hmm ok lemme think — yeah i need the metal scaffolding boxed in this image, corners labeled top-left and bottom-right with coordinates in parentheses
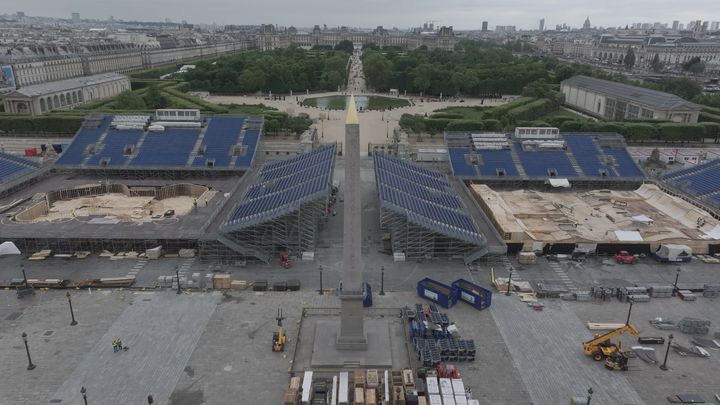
top-left (379, 205), bottom-right (487, 264)
top-left (219, 197), bottom-right (328, 264)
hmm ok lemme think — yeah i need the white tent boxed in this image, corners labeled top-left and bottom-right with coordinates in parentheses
top-left (547, 178), bottom-right (571, 188)
top-left (703, 224), bottom-right (720, 240)
top-left (0, 241), bottom-right (21, 256)
top-left (614, 230), bottom-right (644, 242)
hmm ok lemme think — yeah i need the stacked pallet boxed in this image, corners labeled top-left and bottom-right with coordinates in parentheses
top-left (649, 286), bottom-right (673, 298)
top-left (619, 287), bottom-right (650, 302)
top-left (703, 284), bottom-right (720, 298)
top-left (282, 377), bottom-right (301, 405)
top-left (213, 274), bottom-right (231, 289)
top-left (678, 290), bottom-right (696, 301)
top-left (678, 317), bottom-right (711, 335)
top-left (517, 252), bottom-right (537, 264)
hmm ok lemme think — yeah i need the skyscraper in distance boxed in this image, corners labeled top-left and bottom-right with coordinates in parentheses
top-left (672, 20), bottom-right (679, 31)
top-left (539, 18), bottom-right (545, 31)
top-left (482, 21), bottom-right (488, 32)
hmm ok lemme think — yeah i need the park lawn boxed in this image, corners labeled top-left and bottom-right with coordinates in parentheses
top-left (540, 109), bottom-right (591, 122)
top-left (432, 106), bottom-right (491, 121)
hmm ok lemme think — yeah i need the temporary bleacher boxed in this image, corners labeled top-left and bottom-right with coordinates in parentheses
top-left (663, 159), bottom-right (720, 197)
top-left (374, 153), bottom-right (485, 244)
top-left (222, 144), bottom-right (336, 230)
top-left (514, 143), bottom-right (578, 177)
top-left (55, 116), bottom-right (112, 166)
top-left (55, 114), bottom-right (262, 171)
top-left (0, 152), bottom-right (39, 183)
top-left (131, 128), bottom-right (200, 167)
top-left (192, 117), bottom-right (245, 167)
top-left (85, 130), bottom-right (143, 167)
top-left (446, 131), bottom-right (645, 181)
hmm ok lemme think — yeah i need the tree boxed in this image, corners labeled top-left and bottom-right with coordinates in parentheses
top-left (688, 61), bottom-right (705, 74)
top-left (624, 47), bottom-right (636, 70)
top-left (333, 40), bottom-right (355, 54)
top-left (114, 91), bottom-right (146, 110)
top-left (660, 78), bottom-right (703, 100)
top-left (682, 57), bottom-right (702, 71)
top-left (142, 85), bottom-right (168, 109)
top-left (650, 54), bottom-right (664, 72)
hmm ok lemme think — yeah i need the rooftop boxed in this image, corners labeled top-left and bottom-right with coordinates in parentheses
top-left (9, 73), bottom-right (127, 97)
top-left (561, 75), bottom-right (700, 111)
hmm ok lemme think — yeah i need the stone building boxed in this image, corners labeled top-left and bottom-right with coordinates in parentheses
top-left (561, 75), bottom-right (700, 123)
top-left (2, 73), bottom-right (130, 115)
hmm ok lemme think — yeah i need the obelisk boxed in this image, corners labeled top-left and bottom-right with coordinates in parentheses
top-left (336, 94), bottom-right (368, 350)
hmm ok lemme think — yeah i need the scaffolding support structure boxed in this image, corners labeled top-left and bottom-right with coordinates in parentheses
top-left (220, 197), bottom-right (328, 264)
top-left (379, 207), bottom-right (485, 263)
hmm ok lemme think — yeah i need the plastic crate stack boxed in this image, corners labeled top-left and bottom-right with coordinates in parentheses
top-left (703, 284), bottom-right (720, 298)
top-left (677, 317), bottom-right (711, 335)
top-left (406, 303), bottom-right (477, 365)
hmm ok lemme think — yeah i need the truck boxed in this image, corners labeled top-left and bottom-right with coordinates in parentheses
top-left (613, 251), bottom-right (637, 265)
top-left (654, 244), bottom-right (692, 263)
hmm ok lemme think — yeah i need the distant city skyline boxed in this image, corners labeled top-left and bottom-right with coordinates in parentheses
top-left (1, 0), bottom-right (718, 31)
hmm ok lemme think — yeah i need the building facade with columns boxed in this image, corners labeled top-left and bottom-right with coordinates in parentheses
top-left (2, 73), bottom-right (130, 115)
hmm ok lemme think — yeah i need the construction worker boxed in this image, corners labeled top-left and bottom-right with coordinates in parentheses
top-left (112, 338), bottom-right (118, 352)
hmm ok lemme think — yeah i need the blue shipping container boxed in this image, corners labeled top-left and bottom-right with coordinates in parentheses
top-left (452, 278), bottom-right (492, 310)
top-left (416, 278), bottom-right (458, 308)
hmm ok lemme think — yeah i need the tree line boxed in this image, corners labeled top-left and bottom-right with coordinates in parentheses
top-left (183, 46), bottom-right (349, 94)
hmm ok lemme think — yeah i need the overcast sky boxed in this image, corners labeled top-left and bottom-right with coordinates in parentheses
top-left (6, 0), bottom-right (717, 30)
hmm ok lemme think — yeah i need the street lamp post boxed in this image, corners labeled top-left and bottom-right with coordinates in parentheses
top-left (21, 332), bottom-right (35, 370)
top-left (66, 292), bottom-right (78, 326)
top-left (672, 268), bottom-right (681, 296)
top-left (587, 387), bottom-right (594, 405)
top-left (81, 386), bottom-right (87, 405)
top-left (380, 266), bottom-right (385, 296)
top-left (175, 267), bottom-right (181, 295)
top-left (21, 264), bottom-right (28, 286)
top-left (319, 266), bottom-right (323, 295)
top-left (505, 269), bottom-right (513, 296)
top-left (660, 334), bottom-right (674, 370)
top-left (625, 298), bottom-right (634, 326)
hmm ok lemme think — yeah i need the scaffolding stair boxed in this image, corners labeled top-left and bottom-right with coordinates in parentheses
top-left (187, 124), bottom-right (209, 165)
top-left (464, 247), bottom-right (489, 264)
top-left (80, 127), bottom-right (111, 167)
top-left (565, 150), bottom-right (585, 177)
top-left (508, 146), bottom-right (527, 177)
top-left (124, 131), bottom-right (149, 168)
top-left (216, 234), bottom-right (270, 264)
top-left (592, 138), bottom-right (620, 176)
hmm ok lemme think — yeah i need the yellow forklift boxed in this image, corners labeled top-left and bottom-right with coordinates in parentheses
top-left (272, 308), bottom-right (286, 352)
top-left (582, 323), bottom-right (639, 361)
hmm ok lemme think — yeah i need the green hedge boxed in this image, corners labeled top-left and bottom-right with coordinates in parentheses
top-left (657, 123), bottom-right (704, 142)
top-left (484, 97), bottom-right (536, 119)
top-left (505, 98), bottom-right (556, 123)
top-left (424, 118), bottom-right (451, 134)
top-left (0, 116), bottom-right (83, 134)
top-left (699, 122), bottom-right (720, 138)
top-left (162, 87), bottom-right (227, 113)
top-left (431, 112), bottom-right (464, 119)
top-left (623, 123), bottom-right (658, 141)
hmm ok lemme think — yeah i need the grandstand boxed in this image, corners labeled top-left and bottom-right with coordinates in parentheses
top-left (216, 144), bottom-right (337, 263)
top-left (663, 159), bottom-right (720, 210)
top-left (55, 113), bottom-right (262, 177)
top-left (446, 130), bottom-right (644, 186)
top-left (374, 153), bottom-right (489, 263)
top-left (0, 152), bottom-right (40, 184)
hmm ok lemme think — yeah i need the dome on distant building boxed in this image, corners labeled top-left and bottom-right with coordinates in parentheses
top-left (583, 17), bottom-right (591, 30)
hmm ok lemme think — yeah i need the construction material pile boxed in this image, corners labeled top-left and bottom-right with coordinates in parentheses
top-left (406, 303), bottom-right (477, 367)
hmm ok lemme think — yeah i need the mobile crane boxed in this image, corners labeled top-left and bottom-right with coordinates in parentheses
top-left (582, 324), bottom-right (639, 361)
top-left (272, 308), bottom-right (286, 352)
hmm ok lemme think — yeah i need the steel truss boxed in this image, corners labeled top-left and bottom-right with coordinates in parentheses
top-left (218, 196), bottom-right (328, 264)
top-left (379, 207), bottom-right (484, 263)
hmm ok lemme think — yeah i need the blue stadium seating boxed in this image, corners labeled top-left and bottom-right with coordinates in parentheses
top-left (564, 135), bottom-right (611, 176)
top-left (0, 152), bottom-right (38, 182)
top-left (86, 130), bottom-right (143, 166)
top-left (448, 148), bottom-right (477, 177)
top-left (192, 117), bottom-right (245, 167)
top-left (514, 144), bottom-right (578, 177)
top-left (235, 129), bottom-right (260, 168)
top-left (374, 153), bottom-right (483, 243)
top-left (477, 150), bottom-right (519, 176)
top-left (130, 129), bottom-right (199, 167)
top-left (601, 146), bottom-right (645, 177)
top-left (56, 116), bottom-right (112, 165)
top-left (663, 159), bottom-right (720, 197)
top-left (224, 145), bottom-right (336, 228)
